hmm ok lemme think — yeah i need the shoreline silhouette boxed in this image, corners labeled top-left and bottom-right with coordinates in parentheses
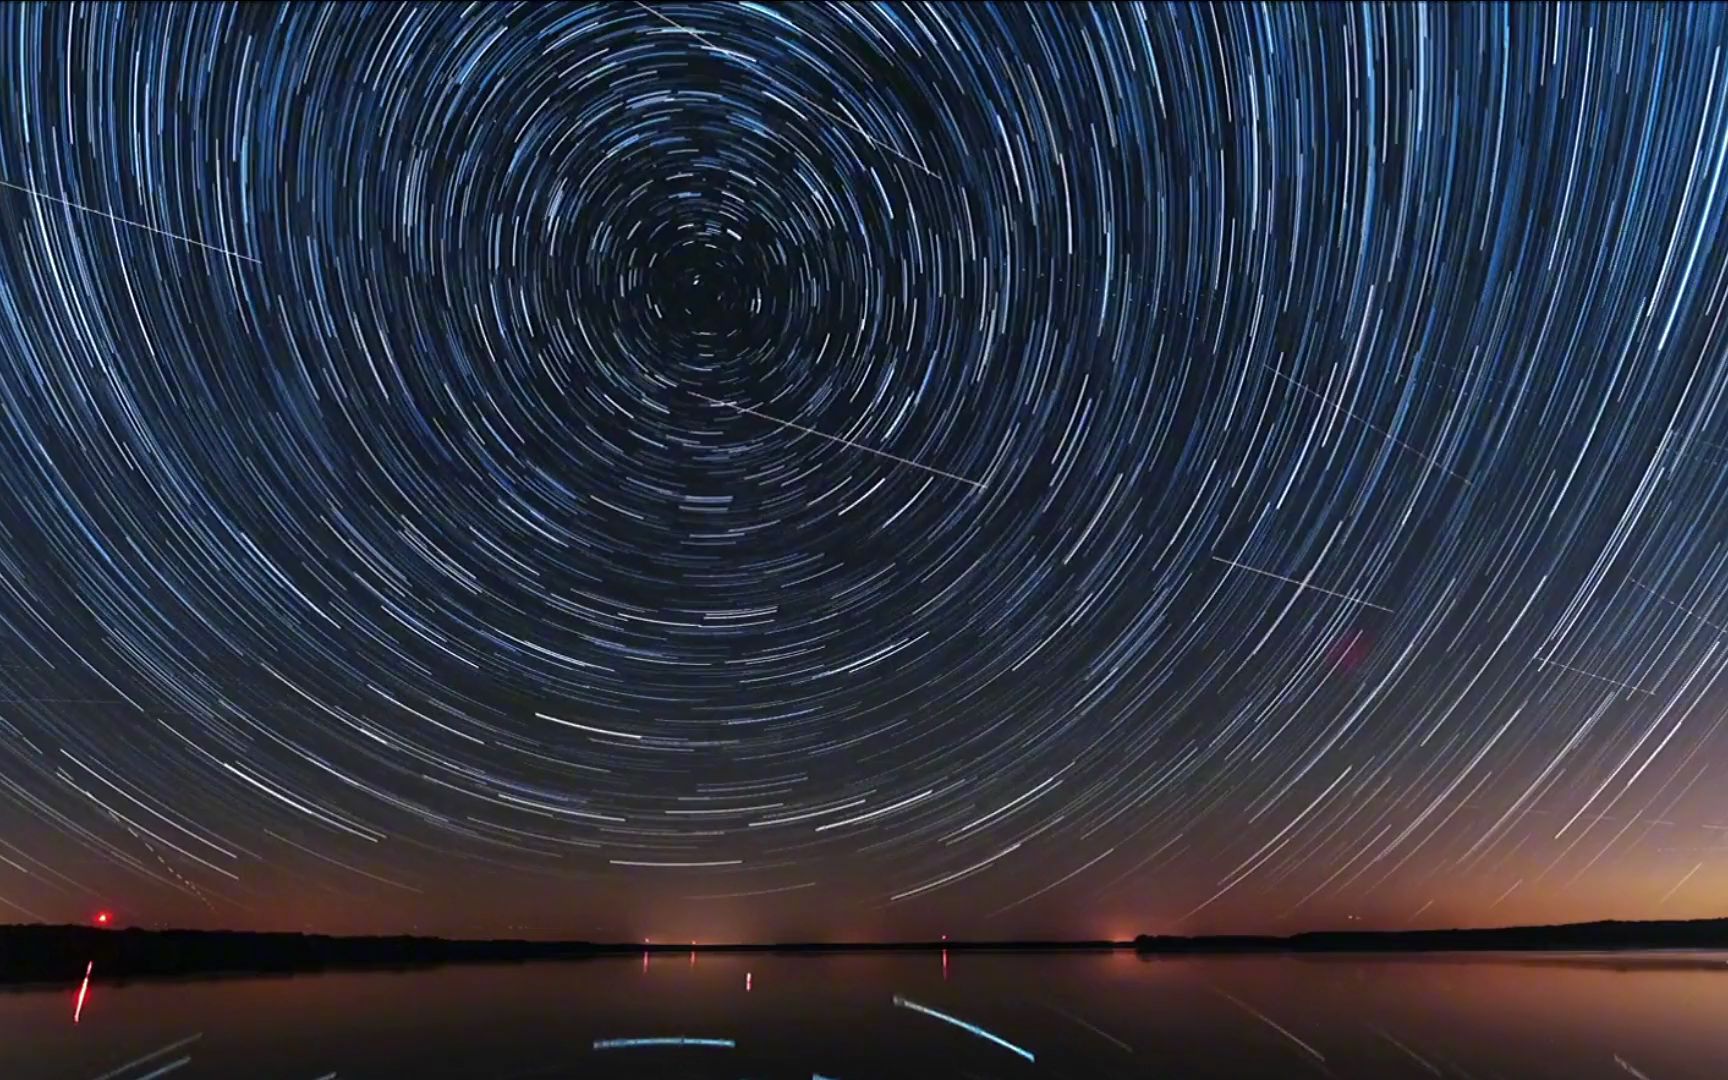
top-left (1, 917), bottom-right (1723, 986)
top-left (1131, 916), bottom-right (1728, 954)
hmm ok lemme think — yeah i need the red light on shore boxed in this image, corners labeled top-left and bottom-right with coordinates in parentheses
top-left (93, 912), bottom-right (111, 926)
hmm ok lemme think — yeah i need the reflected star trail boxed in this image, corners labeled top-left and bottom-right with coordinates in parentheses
top-left (1, 2), bottom-right (1727, 942)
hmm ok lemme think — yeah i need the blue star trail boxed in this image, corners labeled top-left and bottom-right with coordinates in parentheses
top-left (0, 2), bottom-right (1726, 940)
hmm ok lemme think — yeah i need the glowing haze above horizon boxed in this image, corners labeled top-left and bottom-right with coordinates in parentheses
top-left (1, 2), bottom-right (1726, 943)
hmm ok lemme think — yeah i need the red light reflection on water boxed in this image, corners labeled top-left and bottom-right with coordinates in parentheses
top-left (72, 961), bottom-right (92, 1023)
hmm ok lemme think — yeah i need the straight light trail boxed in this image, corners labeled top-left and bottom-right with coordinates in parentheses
top-left (1044, 1002), bottom-right (1133, 1054)
top-left (265, 829), bottom-right (422, 893)
top-left (985, 846), bottom-right (1114, 918)
top-left (1630, 579), bottom-right (1728, 632)
top-left (631, 3), bottom-right (944, 180)
top-left (0, 178), bottom-right (262, 263)
top-left (1615, 1054), bottom-right (1654, 1080)
top-left (1658, 861), bottom-right (1704, 905)
top-left (893, 995), bottom-right (1036, 1062)
top-left (1212, 556), bottom-right (1394, 612)
top-left (1487, 877), bottom-right (1523, 909)
top-left (1210, 987), bottom-right (1326, 1064)
top-left (1370, 1026), bottom-right (1441, 1076)
top-left (694, 393), bottom-right (987, 489)
top-left (1532, 655), bottom-right (1656, 696)
top-left (1262, 363), bottom-right (1472, 485)
top-left (686, 881), bottom-right (817, 900)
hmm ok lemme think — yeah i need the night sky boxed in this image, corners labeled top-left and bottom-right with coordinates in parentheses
top-left (1, 2), bottom-right (1726, 943)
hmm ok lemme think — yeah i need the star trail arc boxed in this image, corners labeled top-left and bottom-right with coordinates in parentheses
top-left (0, 1), bottom-right (1726, 940)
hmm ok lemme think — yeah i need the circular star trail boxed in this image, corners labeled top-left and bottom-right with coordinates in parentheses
top-left (1, 2), bottom-right (1728, 938)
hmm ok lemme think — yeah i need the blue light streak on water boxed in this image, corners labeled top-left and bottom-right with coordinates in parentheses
top-left (591, 1036), bottom-right (737, 1050)
top-left (891, 994), bottom-right (1035, 1062)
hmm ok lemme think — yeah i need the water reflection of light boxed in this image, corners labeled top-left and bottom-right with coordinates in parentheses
top-left (591, 1037), bottom-right (736, 1050)
top-left (72, 961), bottom-right (92, 1023)
top-left (892, 994), bottom-right (1035, 1062)
top-left (90, 1033), bottom-right (203, 1075)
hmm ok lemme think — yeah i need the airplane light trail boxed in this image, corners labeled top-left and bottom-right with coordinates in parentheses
top-left (1212, 556), bottom-right (1394, 612)
top-left (694, 393), bottom-right (988, 489)
top-left (0, 178), bottom-right (262, 263)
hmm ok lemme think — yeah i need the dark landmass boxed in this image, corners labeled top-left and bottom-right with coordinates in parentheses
top-left (0, 925), bottom-right (605, 985)
top-left (1134, 917), bottom-right (1728, 954)
top-left (3, 917), bottom-right (1724, 986)
top-left (752, 939), bottom-right (1122, 954)
top-left (0, 925), bottom-right (1121, 985)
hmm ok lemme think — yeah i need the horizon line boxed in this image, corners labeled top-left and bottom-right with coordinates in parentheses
top-left (10, 910), bottom-right (1727, 946)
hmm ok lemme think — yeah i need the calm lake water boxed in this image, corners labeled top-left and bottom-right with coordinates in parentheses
top-left (3, 951), bottom-right (1725, 1078)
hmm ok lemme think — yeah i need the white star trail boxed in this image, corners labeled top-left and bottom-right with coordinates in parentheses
top-left (0, 0), bottom-right (1722, 949)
